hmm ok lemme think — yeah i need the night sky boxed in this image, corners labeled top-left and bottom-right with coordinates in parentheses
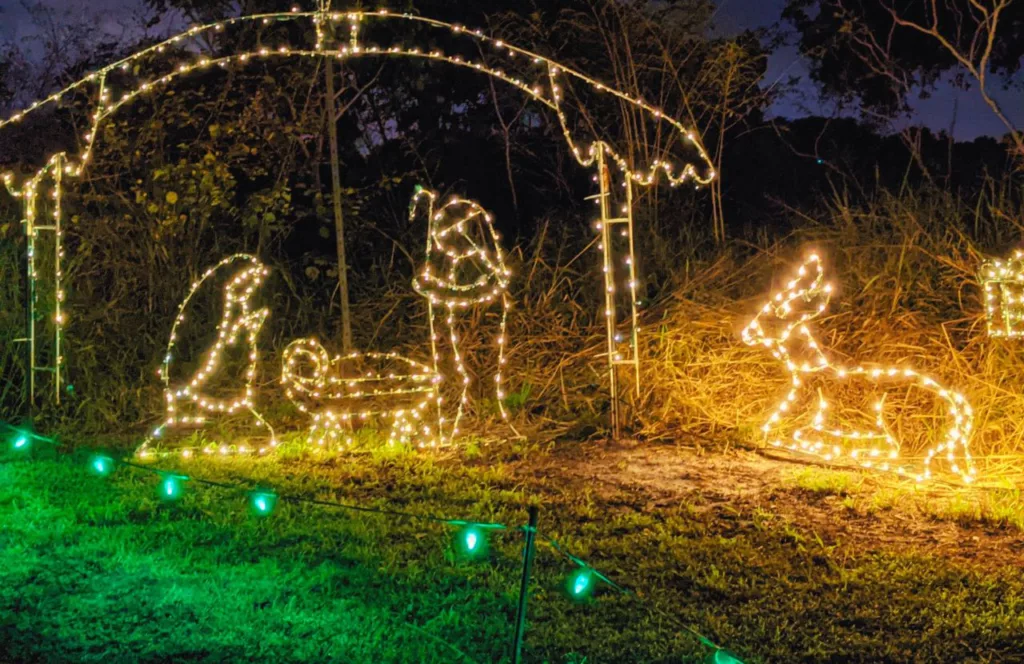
top-left (714, 0), bottom-right (1024, 140)
top-left (2, 0), bottom-right (1022, 140)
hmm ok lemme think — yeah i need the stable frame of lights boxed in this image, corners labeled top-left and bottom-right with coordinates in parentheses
top-left (979, 251), bottom-right (1024, 338)
top-left (138, 254), bottom-right (276, 460)
top-left (411, 187), bottom-right (515, 441)
top-left (5, 153), bottom-right (68, 406)
top-left (741, 253), bottom-right (975, 483)
top-left (281, 338), bottom-right (441, 448)
top-left (0, 4), bottom-right (715, 437)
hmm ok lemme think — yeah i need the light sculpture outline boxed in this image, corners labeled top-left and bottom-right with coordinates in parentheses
top-left (1, 2), bottom-right (716, 437)
top-left (410, 186), bottom-right (515, 441)
top-left (138, 254), bottom-right (276, 459)
top-left (979, 250), bottom-right (1024, 338)
top-left (741, 253), bottom-right (976, 483)
top-left (281, 337), bottom-right (441, 448)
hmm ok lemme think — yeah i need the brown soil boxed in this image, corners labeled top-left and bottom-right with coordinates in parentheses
top-left (508, 438), bottom-right (1024, 571)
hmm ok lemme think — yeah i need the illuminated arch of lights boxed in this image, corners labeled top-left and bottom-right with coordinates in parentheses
top-left (1, 2), bottom-right (715, 440)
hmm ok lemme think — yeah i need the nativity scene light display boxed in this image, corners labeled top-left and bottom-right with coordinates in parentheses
top-left (0, 2), bottom-right (1006, 485)
top-left (1, 2), bottom-right (716, 450)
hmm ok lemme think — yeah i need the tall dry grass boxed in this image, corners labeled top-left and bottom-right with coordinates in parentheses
top-left (5, 178), bottom-right (1024, 483)
top-left (637, 182), bottom-right (1024, 482)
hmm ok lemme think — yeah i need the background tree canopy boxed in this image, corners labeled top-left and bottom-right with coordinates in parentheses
top-left (784, 0), bottom-right (1024, 130)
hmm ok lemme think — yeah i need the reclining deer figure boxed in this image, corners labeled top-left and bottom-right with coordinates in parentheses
top-left (741, 253), bottom-right (975, 483)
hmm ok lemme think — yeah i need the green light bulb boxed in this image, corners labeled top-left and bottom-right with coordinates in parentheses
top-left (567, 568), bottom-right (595, 600)
top-left (709, 650), bottom-right (744, 664)
top-left (12, 434), bottom-right (29, 451)
top-left (160, 475), bottom-right (185, 501)
top-left (455, 525), bottom-right (487, 559)
top-left (90, 455), bottom-right (114, 477)
top-left (250, 491), bottom-right (277, 517)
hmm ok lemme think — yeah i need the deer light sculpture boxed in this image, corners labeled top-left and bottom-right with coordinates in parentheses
top-left (741, 253), bottom-right (975, 483)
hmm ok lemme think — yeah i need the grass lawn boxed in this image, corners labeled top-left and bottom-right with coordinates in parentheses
top-left (2, 437), bottom-right (1024, 663)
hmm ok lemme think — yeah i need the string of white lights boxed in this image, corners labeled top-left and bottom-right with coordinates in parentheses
top-left (742, 253), bottom-right (975, 484)
top-left (0, 8), bottom-right (715, 189)
top-left (411, 187), bottom-right (516, 441)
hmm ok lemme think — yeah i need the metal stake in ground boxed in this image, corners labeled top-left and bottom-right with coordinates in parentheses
top-left (512, 505), bottom-right (539, 664)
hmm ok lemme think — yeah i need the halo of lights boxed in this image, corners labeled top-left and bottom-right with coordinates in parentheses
top-left (741, 253), bottom-right (975, 483)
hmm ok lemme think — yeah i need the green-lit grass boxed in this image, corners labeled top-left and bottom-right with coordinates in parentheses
top-left (785, 467), bottom-right (862, 496)
top-left (2, 441), bottom-right (1024, 663)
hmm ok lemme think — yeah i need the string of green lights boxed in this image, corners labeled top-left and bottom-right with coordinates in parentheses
top-left (2, 422), bottom-right (743, 663)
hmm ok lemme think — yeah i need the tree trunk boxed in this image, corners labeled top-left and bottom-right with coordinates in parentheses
top-left (324, 55), bottom-right (352, 353)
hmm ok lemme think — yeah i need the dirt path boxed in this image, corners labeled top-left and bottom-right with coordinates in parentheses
top-left (510, 439), bottom-right (1024, 570)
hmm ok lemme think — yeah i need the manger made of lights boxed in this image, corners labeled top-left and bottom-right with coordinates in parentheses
top-left (979, 251), bottom-right (1024, 338)
top-left (0, 2), bottom-right (715, 437)
top-left (741, 253), bottom-right (975, 483)
top-left (281, 338), bottom-right (441, 448)
top-left (411, 187), bottom-right (514, 441)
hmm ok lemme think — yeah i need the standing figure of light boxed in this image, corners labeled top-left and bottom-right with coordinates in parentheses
top-left (139, 254), bottom-right (276, 458)
top-left (410, 187), bottom-right (515, 442)
top-left (741, 253), bottom-right (975, 484)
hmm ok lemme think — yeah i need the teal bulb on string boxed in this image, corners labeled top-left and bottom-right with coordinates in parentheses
top-left (455, 525), bottom-right (487, 559)
top-left (567, 568), bottom-right (595, 600)
top-left (90, 455), bottom-right (114, 477)
top-left (160, 475), bottom-right (185, 501)
top-left (250, 491), bottom-right (277, 517)
top-left (573, 571), bottom-right (591, 596)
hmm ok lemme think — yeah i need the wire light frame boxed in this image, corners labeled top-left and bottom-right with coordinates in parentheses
top-left (138, 254), bottom-right (276, 459)
top-left (742, 253), bottom-right (976, 484)
top-left (410, 187), bottom-right (517, 441)
top-left (979, 251), bottom-right (1024, 338)
top-left (0, 3), bottom-right (715, 437)
top-left (281, 338), bottom-right (441, 448)
top-left (4, 153), bottom-right (67, 405)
